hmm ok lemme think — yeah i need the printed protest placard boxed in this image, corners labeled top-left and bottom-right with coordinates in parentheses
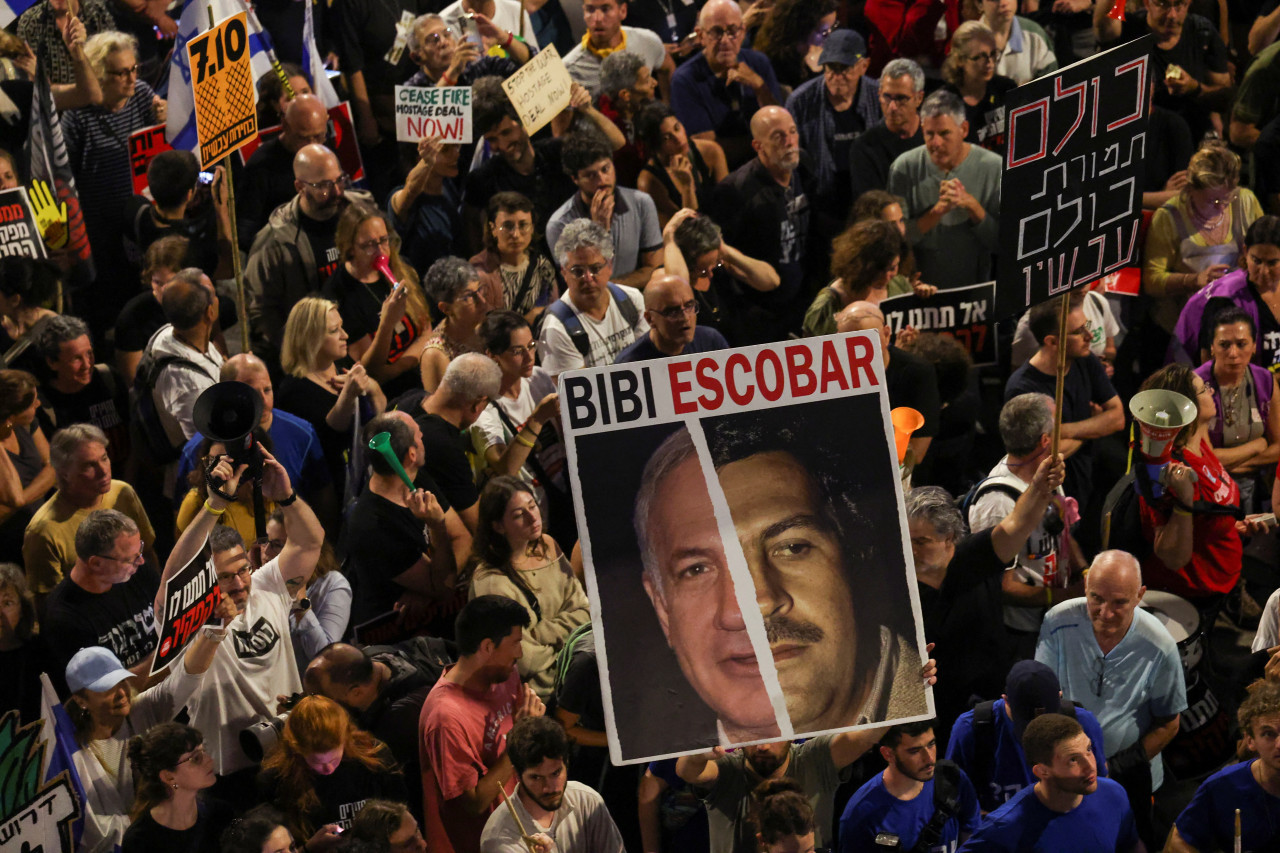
top-left (150, 552), bottom-right (222, 676)
top-left (237, 101), bottom-right (366, 183)
top-left (0, 187), bottom-right (48, 260)
top-left (501, 44), bottom-right (571, 136)
top-left (559, 334), bottom-right (933, 764)
top-left (996, 36), bottom-right (1151, 319)
top-left (394, 85), bottom-right (473, 143)
top-left (129, 124), bottom-right (173, 195)
top-left (881, 281), bottom-right (998, 365)
top-left (186, 12), bottom-right (259, 166)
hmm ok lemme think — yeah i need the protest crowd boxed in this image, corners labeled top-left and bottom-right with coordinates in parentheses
top-left (7, 0), bottom-right (1280, 849)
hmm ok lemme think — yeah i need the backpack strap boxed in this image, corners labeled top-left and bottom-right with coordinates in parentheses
top-left (971, 700), bottom-right (996, 802)
top-left (608, 282), bottom-right (640, 326)
top-left (546, 299), bottom-right (589, 358)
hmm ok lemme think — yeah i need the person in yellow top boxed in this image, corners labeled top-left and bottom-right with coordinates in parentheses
top-left (1143, 142), bottom-right (1262, 337)
top-left (175, 437), bottom-right (275, 546)
top-left (468, 476), bottom-right (589, 698)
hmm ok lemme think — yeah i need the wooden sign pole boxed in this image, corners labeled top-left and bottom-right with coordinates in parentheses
top-left (1050, 293), bottom-right (1070, 459)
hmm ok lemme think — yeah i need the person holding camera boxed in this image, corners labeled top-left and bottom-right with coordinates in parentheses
top-left (156, 445), bottom-right (324, 810)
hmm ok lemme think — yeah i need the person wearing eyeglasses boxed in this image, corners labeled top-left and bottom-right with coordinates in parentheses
top-left (418, 257), bottom-right (490, 394)
top-left (753, 0), bottom-right (837, 91)
top-left (42, 509), bottom-right (161, 694)
top-left (1094, 0), bottom-right (1230, 143)
top-left (471, 193), bottom-right (561, 328)
top-left (240, 94), bottom-right (333, 252)
top-left (616, 272), bottom-right (728, 362)
top-left (123, 722), bottom-right (235, 853)
top-left (977, 0), bottom-right (1056, 86)
top-left (848, 58), bottom-right (925, 203)
top-left (1035, 550), bottom-right (1186, 850)
top-left (670, 0), bottom-right (783, 170)
top-left (64, 625), bottom-right (227, 853)
top-left (941, 21), bottom-right (1016, 157)
top-left (246, 144), bottom-right (376, 367)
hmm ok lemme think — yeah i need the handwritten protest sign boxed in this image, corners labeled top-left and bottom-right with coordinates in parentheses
top-left (996, 36), bottom-right (1151, 319)
top-left (237, 101), bottom-right (366, 183)
top-left (560, 334), bottom-right (932, 764)
top-left (0, 187), bottom-right (48, 260)
top-left (881, 281), bottom-right (997, 365)
top-left (0, 711), bottom-right (79, 853)
top-left (129, 124), bottom-right (174, 195)
top-left (501, 44), bottom-right (572, 136)
top-left (150, 552), bottom-right (221, 676)
top-left (395, 85), bottom-right (473, 143)
top-left (186, 12), bottom-right (258, 166)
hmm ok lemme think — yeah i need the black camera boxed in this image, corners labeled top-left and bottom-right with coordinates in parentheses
top-left (239, 692), bottom-right (305, 762)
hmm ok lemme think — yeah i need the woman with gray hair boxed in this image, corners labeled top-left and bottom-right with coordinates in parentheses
top-left (419, 256), bottom-right (489, 393)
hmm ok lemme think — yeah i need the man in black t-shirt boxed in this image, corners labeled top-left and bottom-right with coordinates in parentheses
top-left (1094, 0), bottom-right (1231, 141)
top-left (34, 315), bottom-right (131, 470)
top-left (239, 94), bottom-right (332, 250)
top-left (43, 508), bottom-right (159, 697)
top-left (123, 149), bottom-right (227, 280)
top-left (849, 58), bottom-right (925, 202)
top-left (411, 353), bottom-right (502, 533)
top-left (245, 143), bottom-right (374, 363)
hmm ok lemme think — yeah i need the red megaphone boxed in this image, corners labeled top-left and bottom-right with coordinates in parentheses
top-left (374, 254), bottom-right (399, 287)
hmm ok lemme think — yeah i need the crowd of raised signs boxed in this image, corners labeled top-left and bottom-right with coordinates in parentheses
top-left (4, 0), bottom-right (1280, 849)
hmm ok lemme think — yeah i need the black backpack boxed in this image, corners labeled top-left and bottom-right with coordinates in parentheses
top-left (131, 351), bottom-right (202, 464)
top-left (545, 283), bottom-right (640, 359)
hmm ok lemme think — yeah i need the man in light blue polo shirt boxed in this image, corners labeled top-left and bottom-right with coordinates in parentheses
top-left (1035, 549), bottom-right (1186, 850)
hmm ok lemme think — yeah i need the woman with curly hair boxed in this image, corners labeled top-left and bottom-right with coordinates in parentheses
top-left (802, 219), bottom-right (905, 337)
top-left (418, 256), bottom-right (490, 394)
top-left (751, 778), bottom-right (816, 852)
top-left (752, 0), bottom-right (838, 91)
top-left (122, 723), bottom-right (232, 853)
top-left (321, 203), bottom-right (433, 399)
top-left (257, 695), bottom-right (406, 840)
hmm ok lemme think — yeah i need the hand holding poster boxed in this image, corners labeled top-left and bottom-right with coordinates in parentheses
top-left (996, 36), bottom-right (1151, 319)
top-left (560, 333), bottom-right (933, 764)
top-left (0, 187), bottom-right (48, 260)
top-left (395, 86), bottom-right (473, 142)
top-left (881, 281), bottom-right (998, 365)
top-left (186, 12), bottom-right (259, 165)
top-left (501, 44), bottom-right (572, 137)
top-left (150, 550), bottom-right (222, 676)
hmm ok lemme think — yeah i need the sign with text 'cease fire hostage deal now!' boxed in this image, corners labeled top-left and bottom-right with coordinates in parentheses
top-left (186, 12), bottom-right (258, 166)
top-left (996, 36), bottom-right (1152, 320)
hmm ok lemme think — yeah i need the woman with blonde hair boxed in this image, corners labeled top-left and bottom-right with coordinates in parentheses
top-left (278, 296), bottom-right (385, 493)
top-left (942, 20), bottom-right (1016, 155)
top-left (257, 695), bottom-right (405, 840)
top-left (321, 203), bottom-right (432, 398)
top-left (1145, 142), bottom-right (1263, 339)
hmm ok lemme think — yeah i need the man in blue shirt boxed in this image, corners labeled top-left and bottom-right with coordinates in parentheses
top-left (1035, 550), bottom-right (1185, 849)
top-left (840, 720), bottom-right (981, 852)
top-left (1166, 679), bottom-right (1280, 852)
top-left (947, 660), bottom-right (1109, 814)
top-left (958, 713), bottom-right (1140, 852)
top-left (614, 273), bottom-right (729, 363)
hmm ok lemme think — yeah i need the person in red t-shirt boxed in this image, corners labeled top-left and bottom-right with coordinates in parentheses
top-left (419, 595), bottom-right (546, 853)
top-left (1137, 364), bottom-right (1271, 616)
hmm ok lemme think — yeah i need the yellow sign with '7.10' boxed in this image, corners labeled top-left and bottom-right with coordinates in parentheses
top-left (187, 12), bottom-right (258, 166)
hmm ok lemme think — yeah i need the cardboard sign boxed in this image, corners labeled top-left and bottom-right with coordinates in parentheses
top-left (129, 124), bottom-right (174, 196)
top-left (237, 101), bottom-right (366, 184)
top-left (559, 334), bottom-right (933, 764)
top-left (0, 187), bottom-right (48, 260)
top-left (996, 36), bottom-right (1152, 320)
top-left (881, 281), bottom-right (998, 366)
top-left (394, 85), bottom-right (473, 143)
top-left (186, 12), bottom-right (259, 166)
top-left (150, 551), bottom-right (222, 676)
top-left (501, 43), bottom-right (572, 136)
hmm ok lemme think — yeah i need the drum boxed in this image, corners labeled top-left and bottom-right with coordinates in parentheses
top-left (1141, 590), bottom-right (1202, 672)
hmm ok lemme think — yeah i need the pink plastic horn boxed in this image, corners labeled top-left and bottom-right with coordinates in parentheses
top-left (374, 254), bottom-right (399, 287)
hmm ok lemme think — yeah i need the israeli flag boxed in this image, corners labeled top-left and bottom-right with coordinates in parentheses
top-left (302, 0), bottom-right (339, 108)
top-left (166, 0), bottom-right (277, 153)
top-left (0, 0), bottom-right (38, 29)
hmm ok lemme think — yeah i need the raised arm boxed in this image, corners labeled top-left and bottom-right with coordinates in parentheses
top-left (259, 448), bottom-right (324, 588)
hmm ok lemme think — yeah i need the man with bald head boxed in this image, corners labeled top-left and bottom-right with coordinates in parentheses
top-left (239, 93), bottom-right (332, 249)
top-left (670, 0), bottom-right (783, 169)
top-left (173, 353), bottom-right (333, 516)
top-left (614, 273), bottom-right (728, 361)
top-left (246, 143), bottom-right (375, 363)
top-left (1036, 550), bottom-right (1187, 847)
top-left (837, 301), bottom-right (939, 465)
top-left (712, 105), bottom-right (814, 340)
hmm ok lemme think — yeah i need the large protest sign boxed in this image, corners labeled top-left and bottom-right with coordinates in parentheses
top-left (186, 11), bottom-right (259, 165)
top-left (0, 707), bottom-right (80, 853)
top-left (560, 334), bottom-right (933, 764)
top-left (0, 187), bottom-right (48, 260)
top-left (237, 102), bottom-right (366, 184)
top-left (394, 86), bottom-right (473, 142)
top-left (150, 552), bottom-right (222, 676)
top-left (882, 281), bottom-right (997, 365)
top-left (501, 44), bottom-right (572, 136)
top-left (996, 36), bottom-right (1151, 320)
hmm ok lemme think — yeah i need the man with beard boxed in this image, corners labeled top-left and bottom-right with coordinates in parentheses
top-left (479, 716), bottom-right (624, 852)
top-left (245, 144), bottom-right (374, 363)
top-left (614, 272), bottom-right (728, 362)
top-left (839, 721), bottom-right (980, 852)
top-left (419, 595), bottom-right (546, 853)
top-left (957, 714), bottom-right (1141, 852)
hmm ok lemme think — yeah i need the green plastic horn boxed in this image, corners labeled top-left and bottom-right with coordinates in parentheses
top-left (368, 432), bottom-right (416, 491)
